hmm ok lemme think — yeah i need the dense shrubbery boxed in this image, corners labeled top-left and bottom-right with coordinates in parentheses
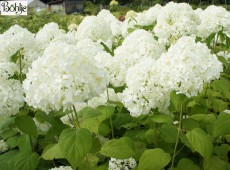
top-left (0, 10), bottom-right (83, 34)
top-left (0, 2), bottom-right (230, 170)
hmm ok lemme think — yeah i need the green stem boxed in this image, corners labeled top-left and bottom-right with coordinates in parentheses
top-left (72, 105), bottom-right (80, 128)
top-left (19, 51), bottom-right (22, 84)
top-left (213, 33), bottom-right (219, 53)
top-left (106, 87), bottom-right (114, 139)
top-left (110, 116), bottom-right (114, 139)
top-left (85, 154), bottom-right (91, 170)
top-left (170, 104), bottom-right (183, 170)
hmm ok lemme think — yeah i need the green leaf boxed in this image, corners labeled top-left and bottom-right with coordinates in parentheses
top-left (203, 156), bottom-right (227, 170)
top-left (18, 134), bottom-right (35, 153)
top-left (0, 116), bottom-right (13, 130)
top-left (59, 128), bottom-right (92, 169)
top-left (35, 111), bottom-right (66, 135)
top-left (186, 128), bottom-right (213, 158)
top-left (6, 136), bottom-right (20, 149)
top-left (177, 158), bottom-right (200, 170)
top-left (138, 148), bottom-right (171, 170)
top-left (190, 114), bottom-right (216, 124)
top-left (100, 42), bottom-right (114, 56)
top-left (151, 114), bottom-right (173, 123)
top-left (145, 129), bottom-right (155, 144)
top-left (0, 128), bottom-right (18, 139)
top-left (41, 143), bottom-right (64, 160)
top-left (78, 153), bottom-right (99, 170)
top-left (96, 105), bottom-right (115, 120)
top-left (205, 32), bottom-right (216, 48)
top-left (182, 118), bottom-right (200, 131)
top-left (134, 141), bottom-right (147, 160)
top-left (14, 116), bottom-right (37, 137)
top-left (11, 50), bottom-right (20, 63)
top-left (213, 144), bottom-right (230, 161)
top-left (80, 106), bottom-right (114, 133)
top-left (159, 124), bottom-right (178, 143)
top-left (0, 150), bottom-right (19, 170)
top-left (169, 91), bottom-right (188, 112)
top-left (100, 137), bottom-right (135, 159)
top-left (213, 113), bottom-right (230, 137)
top-left (209, 98), bottom-right (228, 113)
top-left (113, 112), bottom-right (133, 129)
top-left (8, 152), bottom-right (39, 170)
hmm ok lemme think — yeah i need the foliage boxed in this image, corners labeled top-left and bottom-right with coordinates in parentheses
top-left (0, 3), bottom-right (230, 170)
top-left (0, 10), bottom-right (83, 34)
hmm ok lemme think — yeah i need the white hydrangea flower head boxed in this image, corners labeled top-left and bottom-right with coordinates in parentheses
top-left (109, 157), bottom-right (137, 170)
top-left (51, 31), bottom-right (78, 45)
top-left (121, 17), bottom-right (136, 37)
top-left (0, 62), bottom-right (18, 79)
top-left (119, 58), bottom-right (170, 116)
top-left (194, 8), bottom-right (203, 16)
top-left (154, 2), bottom-right (200, 44)
top-left (76, 16), bottom-right (112, 42)
top-left (0, 79), bottom-right (24, 116)
top-left (109, 29), bottom-right (165, 87)
top-left (0, 25), bottom-right (36, 60)
top-left (76, 38), bottom-right (104, 58)
top-left (0, 25), bottom-right (39, 74)
top-left (197, 5), bottom-right (230, 39)
top-left (23, 41), bottom-right (109, 113)
top-left (144, 4), bottom-right (162, 23)
top-left (0, 140), bottom-right (9, 153)
top-left (121, 5), bottom-right (162, 37)
top-left (36, 22), bottom-right (65, 49)
top-left (0, 62), bottom-right (24, 116)
top-left (120, 37), bottom-right (223, 117)
top-left (132, 5), bottom-right (162, 28)
top-left (97, 9), bottom-right (118, 25)
top-left (49, 166), bottom-right (73, 170)
top-left (157, 36), bottom-right (223, 97)
top-left (97, 9), bottom-right (122, 36)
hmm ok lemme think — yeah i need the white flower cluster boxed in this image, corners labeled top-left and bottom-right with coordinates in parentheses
top-left (1, 2), bottom-right (228, 119)
top-left (197, 5), bottom-right (230, 39)
top-left (109, 157), bottom-right (137, 170)
top-left (0, 25), bottom-right (40, 74)
top-left (36, 22), bottom-right (65, 49)
top-left (157, 36), bottom-right (223, 97)
top-left (76, 15), bottom-right (113, 42)
top-left (49, 166), bottom-right (73, 170)
top-left (23, 40), bottom-right (108, 113)
top-left (122, 5), bottom-right (162, 37)
top-left (97, 9), bottom-right (122, 37)
top-left (0, 140), bottom-right (9, 153)
top-left (0, 62), bottom-right (24, 116)
top-left (102, 29), bottom-right (164, 87)
top-left (120, 37), bottom-right (223, 116)
top-left (154, 2), bottom-right (200, 44)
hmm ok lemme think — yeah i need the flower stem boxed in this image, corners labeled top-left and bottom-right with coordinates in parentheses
top-left (170, 104), bottom-right (183, 170)
top-left (19, 51), bottom-right (22, 84)
top-left (72, 105), bottom-right (80, 128)
top-left (106, 87), bottom-right (114, 139)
